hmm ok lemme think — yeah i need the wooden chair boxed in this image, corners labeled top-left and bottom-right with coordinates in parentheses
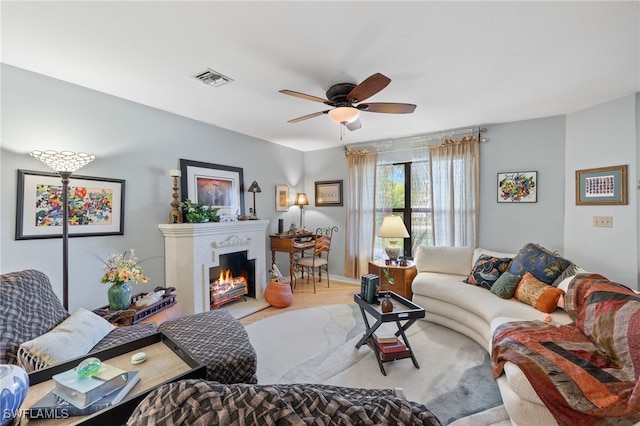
top-left (294, 226), bottom-right (338, 293)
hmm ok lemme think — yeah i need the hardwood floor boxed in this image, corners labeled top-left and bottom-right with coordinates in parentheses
top-left (239, 278), bottom-right (359, 326)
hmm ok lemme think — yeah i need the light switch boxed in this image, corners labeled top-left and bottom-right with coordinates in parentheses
top-left (593, 216), bottom-right (613, 228)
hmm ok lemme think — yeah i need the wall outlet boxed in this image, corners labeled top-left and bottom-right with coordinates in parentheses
top-left (593, 216), bottom-right (613, 228)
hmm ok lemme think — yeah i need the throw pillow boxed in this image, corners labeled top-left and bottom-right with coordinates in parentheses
top-left (17, 307), bottom-right (115, 372)
top-left (490, 271), bottom-right (522, 299)
top-left (464, 254), bottom-right (512, 290)
top-left (514, 272), bottom-right (565, 313)
top-left (508, 243), bottom-right (572, 285)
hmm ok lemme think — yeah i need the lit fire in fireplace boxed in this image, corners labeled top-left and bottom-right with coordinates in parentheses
top-left (210, 269), bottom-right (248, 308)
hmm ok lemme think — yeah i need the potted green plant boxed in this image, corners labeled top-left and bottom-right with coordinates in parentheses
top-left (179, 199), bottom-right (220, 223)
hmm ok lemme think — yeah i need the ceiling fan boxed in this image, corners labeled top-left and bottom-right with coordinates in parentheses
top-left (279, 73), bottom-right (416, 131)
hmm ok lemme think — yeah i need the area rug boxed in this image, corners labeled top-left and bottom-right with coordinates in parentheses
top-left (245, 304), bottom-right (510, 425)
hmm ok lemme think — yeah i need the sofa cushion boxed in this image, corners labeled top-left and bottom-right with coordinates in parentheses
top-left (464, 254), bottom-right (512, 289)
top-left (415, 245), bottom-right (473, 275)
top-left (490, 271), bottom-right (522, 299)
top-left (472, 248), bottom-right (515, 265)
top-left (514, 273), bottom-right (564, 314)
top-left (508, 243), bottom-right (572, 285)
top-left (17, 308), bottom-right (115, 372)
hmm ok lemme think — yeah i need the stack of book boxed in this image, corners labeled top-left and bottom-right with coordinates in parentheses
top-left (361, 274), bottom-right (379, 303)
top-left (371, 331), bottom-right (410, 361)
top-left (27, 363), bottom-right (140, 419)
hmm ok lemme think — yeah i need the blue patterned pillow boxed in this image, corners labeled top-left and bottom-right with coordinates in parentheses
top-left (464, 255), bottom-right (512, 290)
top-left (508, 243), bottom-right (571, 285)
top-left (490, 271), bottom-right (522, 299)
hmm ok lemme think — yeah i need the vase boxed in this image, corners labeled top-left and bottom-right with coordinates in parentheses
top-left (0, 364), bottom-right (29, 426)
top-left (107, 282), bottom-right (132, 311)
top-left (264, 279), bottom-right (293, 308)
top-left (381, 293), bottom-right (394, 313)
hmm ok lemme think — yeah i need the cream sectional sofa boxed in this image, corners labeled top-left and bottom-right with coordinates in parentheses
top-left (411, 245), bottom-right (575, 426)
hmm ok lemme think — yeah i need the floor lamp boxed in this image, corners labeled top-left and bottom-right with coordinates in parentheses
top-left (29, 150), bottom-right (95, 310)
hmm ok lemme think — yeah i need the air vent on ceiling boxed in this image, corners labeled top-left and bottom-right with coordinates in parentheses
top-left (192, 68), bottom-right (234, 87)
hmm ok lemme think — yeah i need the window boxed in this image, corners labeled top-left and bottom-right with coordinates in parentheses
top-left (374, 160), bottom-right (432, 260)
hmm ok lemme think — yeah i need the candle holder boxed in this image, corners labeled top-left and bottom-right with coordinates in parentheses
top-left (169, 170), bottom-right (183, 224)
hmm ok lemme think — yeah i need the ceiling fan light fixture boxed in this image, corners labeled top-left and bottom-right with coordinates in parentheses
top-left (328, 107), bottom-right (359, 124)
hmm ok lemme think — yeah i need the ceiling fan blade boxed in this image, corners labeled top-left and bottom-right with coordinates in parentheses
top-left (347, 73), bottom-right (391, 103)
top-left (279, 89), bottom-right (334, 105)
top-left (345, 118), bottom-right (362, 131)
top-left (287, 110), bottom-right (329, 123)
top-left (358, 102), bottom-right (417, 114)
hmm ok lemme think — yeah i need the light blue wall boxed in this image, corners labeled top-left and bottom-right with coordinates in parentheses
top-left (564, 94), bottom-right (638, 287)
top-left (1, 64), bottom-right (305, 311)
top-left (478, 116), bottom-right (567, 253)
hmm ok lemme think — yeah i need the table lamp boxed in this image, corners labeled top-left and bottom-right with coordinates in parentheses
top-left (294, 193), bottom-right (309, 228)
top-left (378, 215), bottom-right (409, 263)
top-left (29, 150), bottom-right (95, 310)
top-left (247, 180), bottom-right (262, 219)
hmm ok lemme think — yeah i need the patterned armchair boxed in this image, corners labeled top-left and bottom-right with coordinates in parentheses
top-left (0, 270), bottom-right (257, 385)
top-left (0, 269), bottom-right (156, 368)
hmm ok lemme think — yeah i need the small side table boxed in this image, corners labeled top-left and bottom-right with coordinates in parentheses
top-left (354, 291), bottom-right (425, 375)
top-left (368, 260), bottom-right (417, 300)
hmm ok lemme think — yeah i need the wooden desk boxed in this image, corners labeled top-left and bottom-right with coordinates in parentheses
top-left (269, 233), bottom-right (315, 281)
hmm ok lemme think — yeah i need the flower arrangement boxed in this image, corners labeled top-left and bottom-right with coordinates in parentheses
top-left (100, 249), bottom-right (148, 285)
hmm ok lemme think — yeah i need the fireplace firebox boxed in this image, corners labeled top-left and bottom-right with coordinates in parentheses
top-left (209, 251), bottom-right (255, 308)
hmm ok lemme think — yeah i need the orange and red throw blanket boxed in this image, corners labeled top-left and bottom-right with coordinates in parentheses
top-left (492, 273), bottom-right (640, 425)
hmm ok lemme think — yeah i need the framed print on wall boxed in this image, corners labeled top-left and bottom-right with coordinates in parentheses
top-left (180, 159), bottom-right (245, 216)
top-left (315, 180), bottom-right (343, 206)
top-left (16, 169), bottom-right (125, 240)
top-left (275, 185), bottom-right (289, 211)
top-left (575, 164), bottom-right (627, 205)
top-left (497, 171), bottom-right (537, 203)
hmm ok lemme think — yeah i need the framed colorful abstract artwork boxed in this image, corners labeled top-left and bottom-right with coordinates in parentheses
top-left (180, 159), bottom-right (245, 216)
top-left (575, 165), bottom-right (627, 205)
top-left (497, 171), bottom-right (537, 203)
top-left (16, 169), bottom-right (125, 239)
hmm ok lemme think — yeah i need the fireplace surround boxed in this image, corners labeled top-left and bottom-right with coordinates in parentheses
top-left (159, 220), bottom-right (269, 316)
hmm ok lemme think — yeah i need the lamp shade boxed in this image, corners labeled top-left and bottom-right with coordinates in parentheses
top-left (294, 193), bottom-right (309, 206)
top-left (29, 150), bottom-right (94, 173)
top-left (247, 180), bottom-right (262, 193)
top-left (378, 215), bottom-right (409, 238)
top-left (328, 107), bottom-right (360, 124)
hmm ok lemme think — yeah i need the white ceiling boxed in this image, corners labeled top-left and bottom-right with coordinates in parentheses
top-left (2, 1), bottom-right (639, 152)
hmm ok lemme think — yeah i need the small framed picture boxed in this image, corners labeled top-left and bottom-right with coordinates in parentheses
top-left (575, 165), bottom-right (627, 205)
top-left (275, 185), bottom-right (289, 211)
top-left (315, 180), bottom-right (343, 207)
top-left (16, 169), bottom-right (125, 240)
top-left (497, 171), bottom-right (537, 203)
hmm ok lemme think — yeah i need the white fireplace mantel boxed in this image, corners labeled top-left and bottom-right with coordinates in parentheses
top-left (159, 220), bottom-right (270, 315)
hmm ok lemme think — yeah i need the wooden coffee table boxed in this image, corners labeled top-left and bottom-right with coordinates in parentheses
top-left (354, 291), bottom-right (425, 375)
top-left (19, 332), bottom-right (205, 425)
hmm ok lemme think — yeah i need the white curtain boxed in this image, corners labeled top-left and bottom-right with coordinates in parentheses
top-left (428, 139), bottom-right (479, 247)
top-left (345, 151), bottom-right (378, 278)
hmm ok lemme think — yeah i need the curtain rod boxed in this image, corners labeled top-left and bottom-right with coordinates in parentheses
top-left (344, 127), bottom-right (488, 155)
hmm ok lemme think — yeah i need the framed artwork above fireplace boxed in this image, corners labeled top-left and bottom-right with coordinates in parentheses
top-left (180, 159), bottom-right (245, 216)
